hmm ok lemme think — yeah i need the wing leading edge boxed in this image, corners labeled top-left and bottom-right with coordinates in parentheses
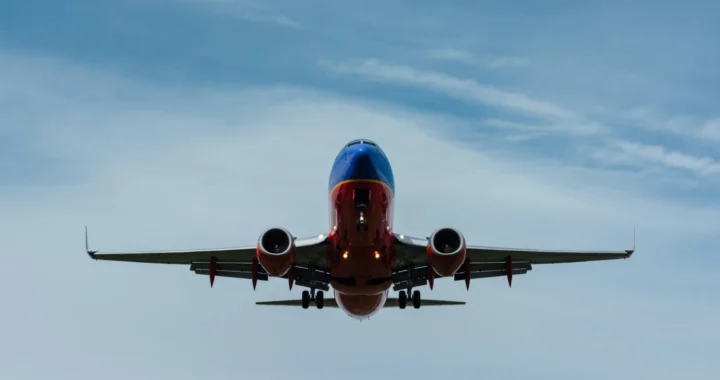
top-left (392, 232), bottom-right (634, 290)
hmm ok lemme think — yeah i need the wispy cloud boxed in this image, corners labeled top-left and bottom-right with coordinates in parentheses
top-left (321, 58), bottom-right (583, 124)
top-left (594, 140), bottom-right (720, 177)
top-left (619, 107), bottom-right (720, 142)
top-left (698, 119), bottom-right (720, 141)
top-left (178, 0), bottom-right (302, 28)
top-left (483, 118), bottom-right (598, 136)
top-left (426, 48), bottom-right (530, 68)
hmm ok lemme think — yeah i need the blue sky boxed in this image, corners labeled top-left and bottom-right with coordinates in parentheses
top-left (1, 1), bottom-right (719, 379)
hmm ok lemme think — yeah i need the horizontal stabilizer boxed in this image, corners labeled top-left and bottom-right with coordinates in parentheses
top-left (256, 298), bottom-right (465, 307)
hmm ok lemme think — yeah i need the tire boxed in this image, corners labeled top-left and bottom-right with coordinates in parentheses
top-left (301, 290), bottom-right (310, 309)
top-left (398, 290), bottom-right (407, 309)
top-left (316, 291), bottom-right (324, 309)
top-left (412, 290), bottom-right (421, 309)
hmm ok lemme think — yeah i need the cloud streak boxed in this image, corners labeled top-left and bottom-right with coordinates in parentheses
top-left (426, 48), bottom-right (531, 68)
top-left (321, 58), bottom-right (581, 123)
top-left (178, 0), bottom-right (302, 28)
top-left (598, 140), bottom-right (720, 176)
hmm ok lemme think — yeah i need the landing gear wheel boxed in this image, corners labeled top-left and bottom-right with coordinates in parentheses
top-left (412, 290), bottom-right (421, 309)
top-left (398, 290), bottom-right (407, 309)
top-left (316, 290), bottom-right (324, 309)
top-left (301, 290), bottom-right (310, 309)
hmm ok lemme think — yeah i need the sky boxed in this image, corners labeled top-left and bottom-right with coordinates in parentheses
top-left (1, 0), bottom-right (719, 379)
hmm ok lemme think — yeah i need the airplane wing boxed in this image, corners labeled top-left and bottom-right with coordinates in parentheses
top-left (85, 228), bottom-right (332, 290)
top-left (391, 232), bottom-right (633, 290)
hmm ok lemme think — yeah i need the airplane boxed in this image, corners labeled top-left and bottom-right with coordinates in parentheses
top-left (86, 138), bottom-right (635, 320)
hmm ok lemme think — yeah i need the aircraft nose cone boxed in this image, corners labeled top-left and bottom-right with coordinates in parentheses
top-left (353, 148), bottom-right (372, 167)
top-left (347, 148), bottom-right (376, 179)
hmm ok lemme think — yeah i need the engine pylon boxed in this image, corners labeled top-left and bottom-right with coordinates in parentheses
top-left (209, 257), bottom-right (217, 288)
top-left (288, 265), bottom-right (294, 291)
top-left (464, 258), bottom-right (471, 290)
top-left (427, 265), bottom-right (435, 290)
top-left (505, 256), bottom-right (512, 288)
top-left (251, 257), bottom-right (259, 290)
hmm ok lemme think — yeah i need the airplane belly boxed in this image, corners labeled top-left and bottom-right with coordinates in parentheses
top-left (328, 180), bottom-right (394, 296)
top-left (334, 289), bottom-right (388, 319)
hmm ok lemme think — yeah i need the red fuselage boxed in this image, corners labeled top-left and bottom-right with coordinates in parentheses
top-left (325, 140), bottom-right (396, 319)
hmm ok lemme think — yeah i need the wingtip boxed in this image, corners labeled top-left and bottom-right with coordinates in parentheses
top-left (85, 225), bottom-right (97, 259)
top-left (624, 225), bottom-right (636, 258)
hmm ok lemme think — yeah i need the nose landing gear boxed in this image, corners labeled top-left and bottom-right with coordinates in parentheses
top-left (356, 209), bottom-right (368, 232)
top-left (354, 188), bottom-right (370, 232)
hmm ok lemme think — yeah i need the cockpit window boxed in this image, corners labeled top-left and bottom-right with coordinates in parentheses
top-left (346, 139), bottom-right (378, 148)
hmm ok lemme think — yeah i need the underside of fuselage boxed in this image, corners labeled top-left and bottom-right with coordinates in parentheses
top-left (327, 139), bottom-right (396, 319)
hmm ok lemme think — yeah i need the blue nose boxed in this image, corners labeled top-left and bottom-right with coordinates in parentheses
top-left (346, 148), bottom-right (376, 180)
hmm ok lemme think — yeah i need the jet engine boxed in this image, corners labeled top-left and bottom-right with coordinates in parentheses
top-left (427, 227), bottom-right (467, 276)
top-left (256, 227), bottom-right (295, 277)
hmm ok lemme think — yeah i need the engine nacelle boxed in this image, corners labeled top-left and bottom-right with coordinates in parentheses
top-left (256, 227), bottom-right (295, 277)
top-left (427, 227), bottom-right (467, 276)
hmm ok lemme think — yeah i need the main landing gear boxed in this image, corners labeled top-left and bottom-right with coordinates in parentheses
top-left (301, 287), bottom-right (324, 309)
top-left (398, 289), bottom-right (421, 309)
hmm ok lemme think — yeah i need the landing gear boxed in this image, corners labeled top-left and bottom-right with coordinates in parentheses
top-left (412, 290), bottom-right (421, 309)
top-left (316, 290), bottom-right (324, 309)
top-left (398, 289), bottom-right (421, 309)
top-left (301, 290), bottom-right (310, 309)
top-left (301, 287), bottom-right (324, 309)
top-left (354, 188), bottom-right (370, 232)
top-left (356, 209), bottom-right (369, 232)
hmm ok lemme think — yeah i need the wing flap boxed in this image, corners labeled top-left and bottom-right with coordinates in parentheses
top-left (194, 269), bottom-right (269, 281)
top-left (468, 261), bottom-right (532, 271)
top-left (190, 262), bottom-right (256, 272)
top-left (466, 246), bottom-right (632, 264)
top-left (454, 268), bottom-right (528, 281)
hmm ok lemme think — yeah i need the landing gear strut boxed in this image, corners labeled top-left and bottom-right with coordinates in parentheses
top-left (354, 188), bottom-right (370, 232)
top-left (300, 264), bottom-right (325, 309)
top-left (356, 209), bottom-right (368, 232)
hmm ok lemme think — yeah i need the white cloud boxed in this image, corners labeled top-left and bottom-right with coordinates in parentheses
top-left (622, 107), bottom-right (720, 141)
top-left (427, 48), bottom-right (531, 68)
top-left (178, 0), bottom-right (302, 28)
top-left (321, 58), bottom-right (580, 122)
top-left (483, 118), bottom-right (599, 135)
top-left (699, 119), bottom-right (720, 141)
top-left (598, 140), bottom-right (720, 176)
top-left (2, 51), bottom-right (720, 379)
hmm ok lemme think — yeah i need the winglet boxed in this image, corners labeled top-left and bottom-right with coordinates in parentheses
top-left (85, 226), bottom-right (97, 259)
top-left (624, 225), bottom-right (635, 258)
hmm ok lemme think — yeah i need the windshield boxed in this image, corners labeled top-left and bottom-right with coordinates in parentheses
top-left (346, 139), bottom-right (378, 148)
